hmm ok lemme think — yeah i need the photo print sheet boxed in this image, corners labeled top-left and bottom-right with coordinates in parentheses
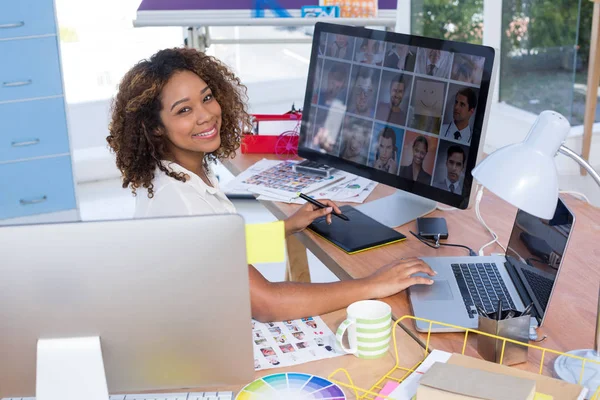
top-left (252, 316), bottom-right (343, 370)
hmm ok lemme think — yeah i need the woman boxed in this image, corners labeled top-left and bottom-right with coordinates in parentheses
top-left (399, 135), bottom-right (432, 184)
top-left (107, 47), bottom-right (434, 322)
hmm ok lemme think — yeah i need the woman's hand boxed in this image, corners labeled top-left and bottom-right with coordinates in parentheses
top-left (284, 199), bottom-right (343, 236)
top-left (386, 159), bottom-right (398, 173)
top-left (363, 257), bottom-right (436, 299)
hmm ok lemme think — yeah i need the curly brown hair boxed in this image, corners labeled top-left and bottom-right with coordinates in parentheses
top-left (107, 47), bottom-right (251, 197)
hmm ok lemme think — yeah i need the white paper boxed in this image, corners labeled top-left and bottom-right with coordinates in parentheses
top-left (252, 316), bottom-right (343, 370)
top-left (387, 349), bottom-right (452, 399)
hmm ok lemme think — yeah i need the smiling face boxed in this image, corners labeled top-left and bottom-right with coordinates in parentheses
top-left (390, 81), bottom-right (405, 108)
top-left (159, 70), bottom-right (222, 163)
top-left (353, 76), bottom-right (374, 113)
top-left (413, 80), bottom-right (444, 117)
top-left (412, 140), bottom-right (427, 166)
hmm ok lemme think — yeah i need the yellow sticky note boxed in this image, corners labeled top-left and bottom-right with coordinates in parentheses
top-left (245, 221), bottom-right (285, 264)
top-left (534, 393), bottom-right (553, 400)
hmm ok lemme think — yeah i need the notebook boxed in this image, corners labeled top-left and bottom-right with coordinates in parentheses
top-left (308, 205), bottom-right (406, 254)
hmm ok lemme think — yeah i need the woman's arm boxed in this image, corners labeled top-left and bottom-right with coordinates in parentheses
top-left (248, 258), bottom-right (435, 322)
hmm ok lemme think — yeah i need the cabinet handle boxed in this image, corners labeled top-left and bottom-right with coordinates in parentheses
top-left (20, 195), bottom-right (48, 205)
top-left (0, 22), bottom-right (24, 29)
top-left (2, 80), bottom-right (32, 87)
top-left (11, 139), bottom-right (40, 147)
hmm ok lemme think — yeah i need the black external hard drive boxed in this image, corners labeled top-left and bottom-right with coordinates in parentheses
top-left (416, 217), bottom-right (449, 239)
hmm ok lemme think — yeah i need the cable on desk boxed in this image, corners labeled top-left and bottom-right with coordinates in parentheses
top-left (409, 231), bottom-right (477, 256)
top-left (475, 186), bottom-right (507, 256)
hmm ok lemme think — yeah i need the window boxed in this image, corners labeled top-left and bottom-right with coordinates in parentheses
top-left (55, 0), bottom-right (183, 103)
top-left (500, 0), bottom-right (598, 125)
top-left (411, 0), bottom-right (484, 45)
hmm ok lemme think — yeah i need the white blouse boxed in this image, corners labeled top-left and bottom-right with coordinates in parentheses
top-left (134, 161), bottom-right (236, 219)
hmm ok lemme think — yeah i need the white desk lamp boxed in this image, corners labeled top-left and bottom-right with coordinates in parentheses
top-left (472, 110), bottom-right (600, 395)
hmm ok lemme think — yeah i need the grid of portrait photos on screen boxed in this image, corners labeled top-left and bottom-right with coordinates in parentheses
top-left (305, 32), bottom-right (486, 195)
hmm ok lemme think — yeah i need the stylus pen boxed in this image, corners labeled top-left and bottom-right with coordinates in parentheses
top-left (297, 193), bottom-right (350, 221)
top-left (475, 305), bottom-right (488, 318)
top-left (521, 302), bottom-right (534, 317)
top-left (497, 299), bottom-right (503, 321)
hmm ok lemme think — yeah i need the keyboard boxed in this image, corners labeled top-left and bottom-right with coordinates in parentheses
top-left (521, 268), bottom-right (553, 311)
top-left (451, 263), bottom-right (517, 318)
top-left (2, 392), bottom-right (233, 400)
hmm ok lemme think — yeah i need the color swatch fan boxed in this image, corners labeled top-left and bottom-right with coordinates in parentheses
top-left (236, 372), bottom-right (346, 399)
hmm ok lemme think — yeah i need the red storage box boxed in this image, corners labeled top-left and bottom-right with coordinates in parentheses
top-left (241, 112), bottom-right (301, 155)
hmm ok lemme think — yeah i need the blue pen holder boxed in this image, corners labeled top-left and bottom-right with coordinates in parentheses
top-left (477, 314), bottom-right (530, 365)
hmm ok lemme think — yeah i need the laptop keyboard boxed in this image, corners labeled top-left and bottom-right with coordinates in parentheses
top-left (2, 392), bottom-right (233, 400)
top-left (451, 263), bottom-right (516, 318)
top-left (521, 268), bottom-right (553, 311)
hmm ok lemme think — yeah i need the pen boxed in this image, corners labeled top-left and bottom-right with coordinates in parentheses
top-left (521, 302), bottom-right (534, 317)
top-left (475, 305), bottom-right (488, 318)
top-left (298, 193), bottom-right (349, 221)
top-left (497, 299), bottom-right (503, 321)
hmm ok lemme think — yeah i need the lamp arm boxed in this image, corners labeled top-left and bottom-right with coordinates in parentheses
top-left (558, 145), bottom-right (600, 187)
top-left (594, 290), bottom-right (600, 356)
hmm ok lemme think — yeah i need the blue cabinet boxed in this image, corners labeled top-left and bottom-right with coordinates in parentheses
top-left (0, 156), bottom-right (76, 219)
top-left (0, 37), bottom-right (64, 102)
top-left (0, 0), bottom-right (78, 222)
top-left (0, 0), bottom-right (57, 39)
top-left (0, 97), bottom-right (70, 162)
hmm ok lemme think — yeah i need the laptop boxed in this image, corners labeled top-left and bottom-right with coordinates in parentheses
top-left (409, 198), bottom-right (575, 332)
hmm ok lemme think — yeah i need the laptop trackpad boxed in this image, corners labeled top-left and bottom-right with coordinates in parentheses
top-left (413, 280), bottom-right (454, 301)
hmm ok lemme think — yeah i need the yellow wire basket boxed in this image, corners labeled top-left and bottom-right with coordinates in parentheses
top-left (328, 315), bottom-right (600, 400)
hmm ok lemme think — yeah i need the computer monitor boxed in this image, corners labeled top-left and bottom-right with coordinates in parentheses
top-left (300, 22), bottom-right (498, 227)
top-left (0, 215), bottom-right (254, 398)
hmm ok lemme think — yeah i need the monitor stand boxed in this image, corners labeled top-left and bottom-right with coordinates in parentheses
top-left (37, 336), bottom-right (109, 400)
top-left (355, 190), bottom-right (437, 228)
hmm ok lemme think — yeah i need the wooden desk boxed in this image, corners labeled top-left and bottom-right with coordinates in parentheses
top-left (222, 152), bottom-right (600, 375)
top-left (208, 309), bottom-right (428, 399)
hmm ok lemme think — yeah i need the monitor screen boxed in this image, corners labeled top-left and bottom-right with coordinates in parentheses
top-left (505, 199), bottom-right (574, 323)
top-left (299, 22), bottom-right (496, 208)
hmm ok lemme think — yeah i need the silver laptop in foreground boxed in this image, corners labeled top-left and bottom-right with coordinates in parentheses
top-left (0, 214), bottom-right (254, 398)
top-left (409, 198), bottom-right (574, 332)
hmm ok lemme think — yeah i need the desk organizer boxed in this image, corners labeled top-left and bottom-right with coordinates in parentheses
top-left (328, 315), bottom-right (600, 399)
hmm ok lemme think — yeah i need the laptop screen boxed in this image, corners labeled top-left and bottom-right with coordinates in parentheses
top-left (504, 198), bottom-right (574, 323)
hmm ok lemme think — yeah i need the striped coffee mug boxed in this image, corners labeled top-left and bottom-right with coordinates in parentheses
top-left (335, 300), bottom-right (392, 359)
